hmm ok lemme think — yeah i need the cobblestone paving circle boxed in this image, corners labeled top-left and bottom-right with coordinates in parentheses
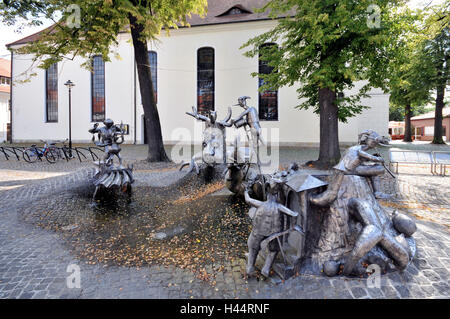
top-left (0, 147), bottom-right (449, 299)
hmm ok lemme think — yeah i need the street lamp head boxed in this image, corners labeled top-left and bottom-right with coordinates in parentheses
top-left (64, 80), bottom-right (75, 89)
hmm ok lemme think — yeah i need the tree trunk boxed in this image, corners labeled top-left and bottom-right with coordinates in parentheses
top-left (129, 14), bottom-right (170, 162)
top-left (432, 84), bottom-right (445, 144)
top-left (403, 104), bottom-right (412, 142)
top-left (317, 88), bottom-right (341, 168)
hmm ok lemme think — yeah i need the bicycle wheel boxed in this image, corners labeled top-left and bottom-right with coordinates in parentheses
top-left (48, 146), bottom-right (62, 161)
top-left (45, 148), bottom-right (57, 163)
top-left (23, 148), bottom-right (39, 163)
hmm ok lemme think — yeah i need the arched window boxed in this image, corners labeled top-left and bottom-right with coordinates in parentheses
top-left (45, 63), bottom-right (58, 122)
top-left (148, 51), bottom-right (157, 103)
top-left (91, 55), bottom-right (105, 122)
top-left (258, 43), bottom-right (278, 121)
top-left (197, 47), bottom-right (215, 114)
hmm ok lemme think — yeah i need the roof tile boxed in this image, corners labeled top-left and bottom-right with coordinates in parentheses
top-left (411, 107), bottom-right (450, 120)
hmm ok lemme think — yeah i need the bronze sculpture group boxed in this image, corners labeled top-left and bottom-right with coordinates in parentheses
top-left (86, 98), bottom-right (417, 281)
top-left (181, 99), bottom-right (417, 279)
top-left (181, 96), bottom-right (265, 199)
top-left (245, 177), bottom-right (301, 278)
top-left (309, 130), bottom-right (415, 276)
top-left (251, 130), bottom-right (416, 279)
top-left (88, 119), bottom-right (134, 200)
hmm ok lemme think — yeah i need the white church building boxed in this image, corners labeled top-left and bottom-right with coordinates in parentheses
top-left (7, 0), bottom-right (389, 146)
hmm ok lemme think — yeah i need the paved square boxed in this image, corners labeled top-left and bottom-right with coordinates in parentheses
top-left (0, 145), bottom-right (448, 299)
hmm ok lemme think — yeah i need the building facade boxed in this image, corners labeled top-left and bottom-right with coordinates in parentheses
top-left (7, 1), bottom-right (389, 146)
top-left (388, 121), bottom-right (406, 140)
top-left (411, 107), bottom-right (450, 141)
top-left (0, 58), bottom-right (11, 143)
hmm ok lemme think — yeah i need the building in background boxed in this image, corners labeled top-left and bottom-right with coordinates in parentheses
top-left (388, 121), bottom-right (406, 140)
top-left (6, 0), bottom-right (390, 146)
top-left (0, 58), bottom-right (11, 143)
top-left (411, 107), bottom-right (450, 141)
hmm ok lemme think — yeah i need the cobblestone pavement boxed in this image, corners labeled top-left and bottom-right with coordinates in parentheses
top-left (0, 145), bottom-right (449, 299)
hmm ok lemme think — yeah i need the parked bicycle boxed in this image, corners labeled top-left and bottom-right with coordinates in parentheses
top-left (23, 140), bottom-right (61, 163)
top-left (45, 139), bottom-right (99, 163)
top-left (8, 139), bottom-right (104, 164)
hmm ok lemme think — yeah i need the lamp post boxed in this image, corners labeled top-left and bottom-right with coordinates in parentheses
top-left (64, 80), bottom-right (75, 155)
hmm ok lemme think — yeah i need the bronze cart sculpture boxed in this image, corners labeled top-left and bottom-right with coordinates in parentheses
top-left (181, 97), bottom-right (265, 199)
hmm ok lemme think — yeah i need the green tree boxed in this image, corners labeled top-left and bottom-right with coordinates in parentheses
top-left (1, 0), bottom-right (207, 161)
top-left (389, 104), bottom-right (433, 122)
top-left (242, 0), bottom-right (410, 167)
top-left (389, 104), bottom-right (405, 122)
top-left (387, 35), bottom-right (434, 142)
top-left (423, 1), bottom-right (449, 144)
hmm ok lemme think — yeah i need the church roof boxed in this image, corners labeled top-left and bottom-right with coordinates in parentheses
top-left (6, 24), bottom-right (58, 47)
top-left (186, 0), bottom-right (274, 27)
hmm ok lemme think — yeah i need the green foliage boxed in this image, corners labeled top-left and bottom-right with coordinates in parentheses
top-left (389, 103), bottom-right (433, 121)
top-left (1, 0), bottom-right (207, 70)
top-left (389, 104), bottom-right (404, 121)
top-left (387, 33), bottom-right (434, 113)
top-left (424, 4), bottom-right (448, 94)
top-left (386, 0), bottom-right (448, 125)
top-left (241, 0), bottom-right (410, 123)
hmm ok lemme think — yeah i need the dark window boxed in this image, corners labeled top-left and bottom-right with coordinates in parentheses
top-left (258, 43), bottom-right (278, 121)
top-left (148, 51), bottom-right (157, 103)
top-left (0, 76), bottom-right (11, 85)
top-left (45, 63), bottom-right (58, 122)
top-left (91, 55), bottom-right (105, 121)
top-left (216, 6), bottom-right (252, 17)
top-left (197, 47), bottom-right (215, 114)
top-left (229, 8), bottom-right (244, 15)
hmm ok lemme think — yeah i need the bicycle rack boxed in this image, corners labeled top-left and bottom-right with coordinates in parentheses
top-left (59, 147), bottom-right (71, 162)
top-left (88, 147), bottom-right (105, 161)
top-left (2, 147), bottom-right (25, 161)
top-left (51, 146), bottom-right (104, 163)
top-left (72, 147), bottom-right (89, 162)
top-left (0, 147), bottom-right (10, 160)
top-left (0, 145), bottom-right (105, 163)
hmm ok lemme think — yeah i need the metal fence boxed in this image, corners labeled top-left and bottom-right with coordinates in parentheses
top-left (389, 150), bottom-right (450, 176)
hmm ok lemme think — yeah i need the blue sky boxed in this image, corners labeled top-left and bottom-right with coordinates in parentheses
top-left (0, 0), bottom-right (443, 59)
